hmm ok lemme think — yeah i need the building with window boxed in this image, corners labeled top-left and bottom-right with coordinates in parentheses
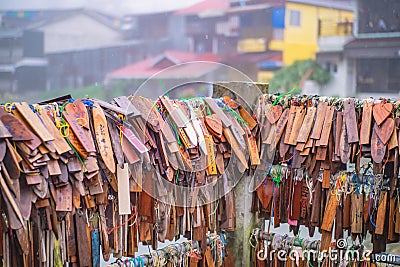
top-left (342, 0), bottom-right (400, 97)
top-left (175, 0), bottom-right (353, 84)
top-left (269, 0), bottom-right (354, 66)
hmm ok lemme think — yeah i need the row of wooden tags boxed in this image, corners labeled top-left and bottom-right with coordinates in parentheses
top-left (0, 94), bottom-right (258, 267)
top-left (252, 94), bottom-right (400, 255)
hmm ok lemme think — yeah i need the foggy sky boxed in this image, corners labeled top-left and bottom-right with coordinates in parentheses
top-left (0, 0), bottom-right (203, 15)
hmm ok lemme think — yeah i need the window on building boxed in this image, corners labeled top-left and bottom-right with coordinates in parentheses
top-left (326, 62), bottom-right (338, 74)
top-left (357, 58), bottom-right (400, 93)
top-left (289, 10), bottom-right (301, 26)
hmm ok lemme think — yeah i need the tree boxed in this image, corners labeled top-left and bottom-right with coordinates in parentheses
top-left (269, 59), bottom-right (331, 93)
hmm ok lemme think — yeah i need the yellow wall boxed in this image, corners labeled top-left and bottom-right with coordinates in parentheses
top-left (270, 2), bottom-right (354, 65)
top-left (258, 71), bottom-right (275, 83)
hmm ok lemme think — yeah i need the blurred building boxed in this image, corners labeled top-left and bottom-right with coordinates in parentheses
top-left (318, 0), bottom-right (400, 97)
top-left (174, 0), bottom-right (354, 83)
top-left (344, 0), bottom-right (400, 98)
top-left (105, 50), bottom-right (222, 99)
top-left (0, 29), bottom-right (47, 94)
top-left (0, 9), bottom-right (188, 92)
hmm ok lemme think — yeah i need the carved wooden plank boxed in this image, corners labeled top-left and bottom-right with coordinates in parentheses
top-left (343, 99), bottom-right (359, 143)
top-left (14, 102), bottom-right (54, 142)
top-left (0, 109), bottom-right (33, 141)
top-left (89, 98), bottom-right (134, 116)
top-left (75, 213), bottom-right (91, 267)
top-left (350, 193), bottom-right (363, 234)
top-left (297, 107), bottom-right (316, 143)
top-left (287, 107), bottom-right (306, 145)
top-left (92, 102), bottom-right (116, 173)
top-left (373, 102), bottom-right (393, 126)
top-left (284, 106), bottom-right (297, 144)
top-left (321, 192), bottom-right (339, 231)
top-left (375, 191), bottom-right (387, 235)
top-left (310, 101), bottom-right (328, 139)
top-left (113, 96), bottom-right (141, 117)
top-left (319, 106), bottom-right (335, 147)
top-left (204, 97), bottom-right (232, 128)
top-left (334, 111), bottom-right (343, 156)
top-left (274, 108), bottom-right (290, 145)
top-left (360, 102), bottom-right (373, 145)
top-left (223, 128), bottom-right (248, 169)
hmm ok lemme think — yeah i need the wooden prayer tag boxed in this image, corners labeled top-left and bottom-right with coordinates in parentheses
top-left (117, 163), bottom-right (131, 215)
top-left (92, 102), bottom-right (116, 173)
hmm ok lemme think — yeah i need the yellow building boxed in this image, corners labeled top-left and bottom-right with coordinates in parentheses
top-left (269, 0), bottom-right (354, 66)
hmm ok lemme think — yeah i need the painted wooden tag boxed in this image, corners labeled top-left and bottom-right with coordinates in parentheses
top-left (371, 124), bottom-right (386, 164)
top-left (66, 129), bottom-right (88, 159)
top-left (238, 106), bottom-right (257, 130)
top-left (274, 108), bottom-right (290, 145)
top-left (343, 99), bottom-right (359, 143)
top-left (0, 109), bottom-right (33, 141)
top-left (63, 102), bottom-right (95, 153)
top-left (205, 114), bottom-right (223, 137)
top-left (14, 102), bottom-right (54, 142)
top-left (266, 104), bottom-right (283, 124)
top-left (247, 134), bottom-right (260, 166)
top-left (107, 118), bottom-right (124, 167)
top-left (55, 183), bottom-right (72, 212)
top-left (204, 135), bottom-right (217, 175)
top-left (129, 95), bottom-right (160, 130)
top-left (360, 102), bottom-right (373, 145)
top-left (373, 102), bottom-right (393, 126)
top-left (297, 106), bottom-right (316, 143)
top-left (373, 117), bottom-right (394, 145)
top-left (117, 163), bottom-right (131, 215)
top-left (310, 101), bottom-right (328, 139)
top-left (284, 106), bottom-right (297, 144)
top-left (92, 103), bottom-right (115, 173)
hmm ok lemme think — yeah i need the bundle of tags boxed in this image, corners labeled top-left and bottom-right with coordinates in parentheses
top-left (252, 94), bottom-right (400, 265)
top-left (0, 94), bottom-right (258, 266)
